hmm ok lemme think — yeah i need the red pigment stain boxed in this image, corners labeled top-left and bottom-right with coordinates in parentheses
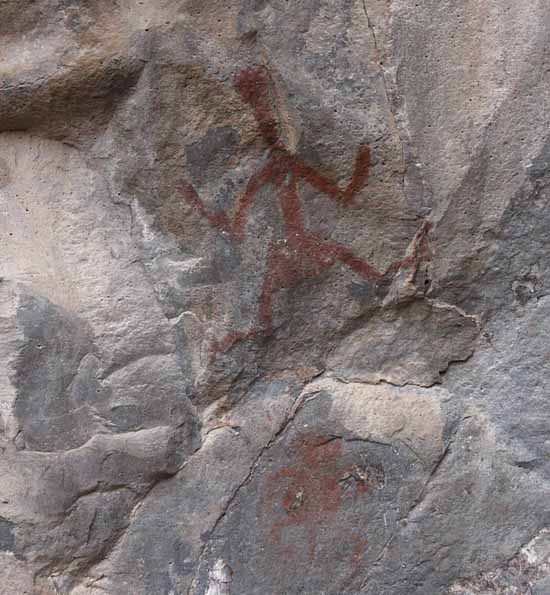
top-left (179, 64), bottom-right (432, 351)
top-left (264, 433), bottom-right (383, 561)
top-left (351, 536), bottom-right (369, 567)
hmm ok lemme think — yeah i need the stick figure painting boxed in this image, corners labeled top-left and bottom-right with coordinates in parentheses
top-left (179, 65), bottom-right (431, 355)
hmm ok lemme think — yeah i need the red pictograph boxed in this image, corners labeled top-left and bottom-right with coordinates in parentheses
top-left (264, 433), bottom-right (382, 561)
top-left (179, 65), bottom-right (431, 351)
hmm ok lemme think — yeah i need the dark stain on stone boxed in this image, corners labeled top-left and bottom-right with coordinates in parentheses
top-left (13, 291), bottom-right (93, 451)
top-left (512, 273), bottom-right (539, 306)
top-left (174, 540), bottom-right (195, 575)
top-left (348, 280), bottom-right (371, 299)
top-left (0, 158), bottom-right (10, 188)
top-left (186, 126), bottom-right (241, 187)
top-left (0, 518), bottom-right (15, 553)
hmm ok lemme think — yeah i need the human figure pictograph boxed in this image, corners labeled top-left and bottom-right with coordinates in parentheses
top-left (179, 65), bottom-right (431, 351)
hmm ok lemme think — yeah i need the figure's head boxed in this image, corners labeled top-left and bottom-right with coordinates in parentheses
top-left (234, 65), bottom-right (282, 147)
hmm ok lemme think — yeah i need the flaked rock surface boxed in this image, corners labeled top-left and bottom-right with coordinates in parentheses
top-left (1, 1), bottom-right (550, 594)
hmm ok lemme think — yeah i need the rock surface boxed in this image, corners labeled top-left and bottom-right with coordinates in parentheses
top-left (1, 1), bottom-right (550, 593)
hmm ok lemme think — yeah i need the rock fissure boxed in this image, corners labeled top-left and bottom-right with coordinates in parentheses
top-left (187, 389), bottom-right (322, 595)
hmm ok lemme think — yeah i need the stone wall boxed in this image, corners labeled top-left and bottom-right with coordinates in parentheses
top-left (1, 1), bottom-right (550, 593)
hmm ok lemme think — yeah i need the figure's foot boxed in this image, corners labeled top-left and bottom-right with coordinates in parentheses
top-left (209, 328), bottom-right (263, 355)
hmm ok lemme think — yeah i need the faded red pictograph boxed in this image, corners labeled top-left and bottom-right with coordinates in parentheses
top-left (264, 433), bottom-right (383, 562)
top-left (179, 65), bottom-right (431, 351)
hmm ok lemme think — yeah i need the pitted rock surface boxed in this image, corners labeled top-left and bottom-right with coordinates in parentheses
top-left (1, 1), bottom-right (550, 594)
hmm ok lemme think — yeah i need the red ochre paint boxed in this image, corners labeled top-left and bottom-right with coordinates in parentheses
top-left (264, 433), bottom-right (382, 561)
top-left (178, 65), bottom-right (432, 351)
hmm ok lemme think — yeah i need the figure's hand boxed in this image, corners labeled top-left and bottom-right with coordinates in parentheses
top-left (292, 144), bottom-right (372, 206)
top-left (342, 144), bottom-right (371, 205)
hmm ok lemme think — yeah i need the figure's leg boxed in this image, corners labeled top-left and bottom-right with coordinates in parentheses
top-left (257, 241), bottom-right (304, 333)
top-left (317, 238), bottom-right (383, 280)
top-left (207, 220), bottom-right (285, 357)
top-left (292, 145), bottom-right (371, 206)
top-left (329, 219), bottom-right (432, 285)
top-left (209, 328), bottom-right (260, 355)
top-left (207, 256), bottom-right (272, 355)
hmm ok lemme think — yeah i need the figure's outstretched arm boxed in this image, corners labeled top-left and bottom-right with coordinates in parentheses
top-left (178, 182), bottom-right (234, 237)
top-left (179, 160), bottom-right (278, 242)
top-left (292, 145), bottom-right (371, 205)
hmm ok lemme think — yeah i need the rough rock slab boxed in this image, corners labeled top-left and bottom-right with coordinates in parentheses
top-left (1, 1), bottom-right (550, 594)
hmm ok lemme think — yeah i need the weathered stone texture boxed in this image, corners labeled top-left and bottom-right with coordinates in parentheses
top-left (1, 1), bottom-right (550, 594)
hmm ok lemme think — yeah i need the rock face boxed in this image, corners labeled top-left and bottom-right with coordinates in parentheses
top-left (1, 1), bottom-right (550, 593)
